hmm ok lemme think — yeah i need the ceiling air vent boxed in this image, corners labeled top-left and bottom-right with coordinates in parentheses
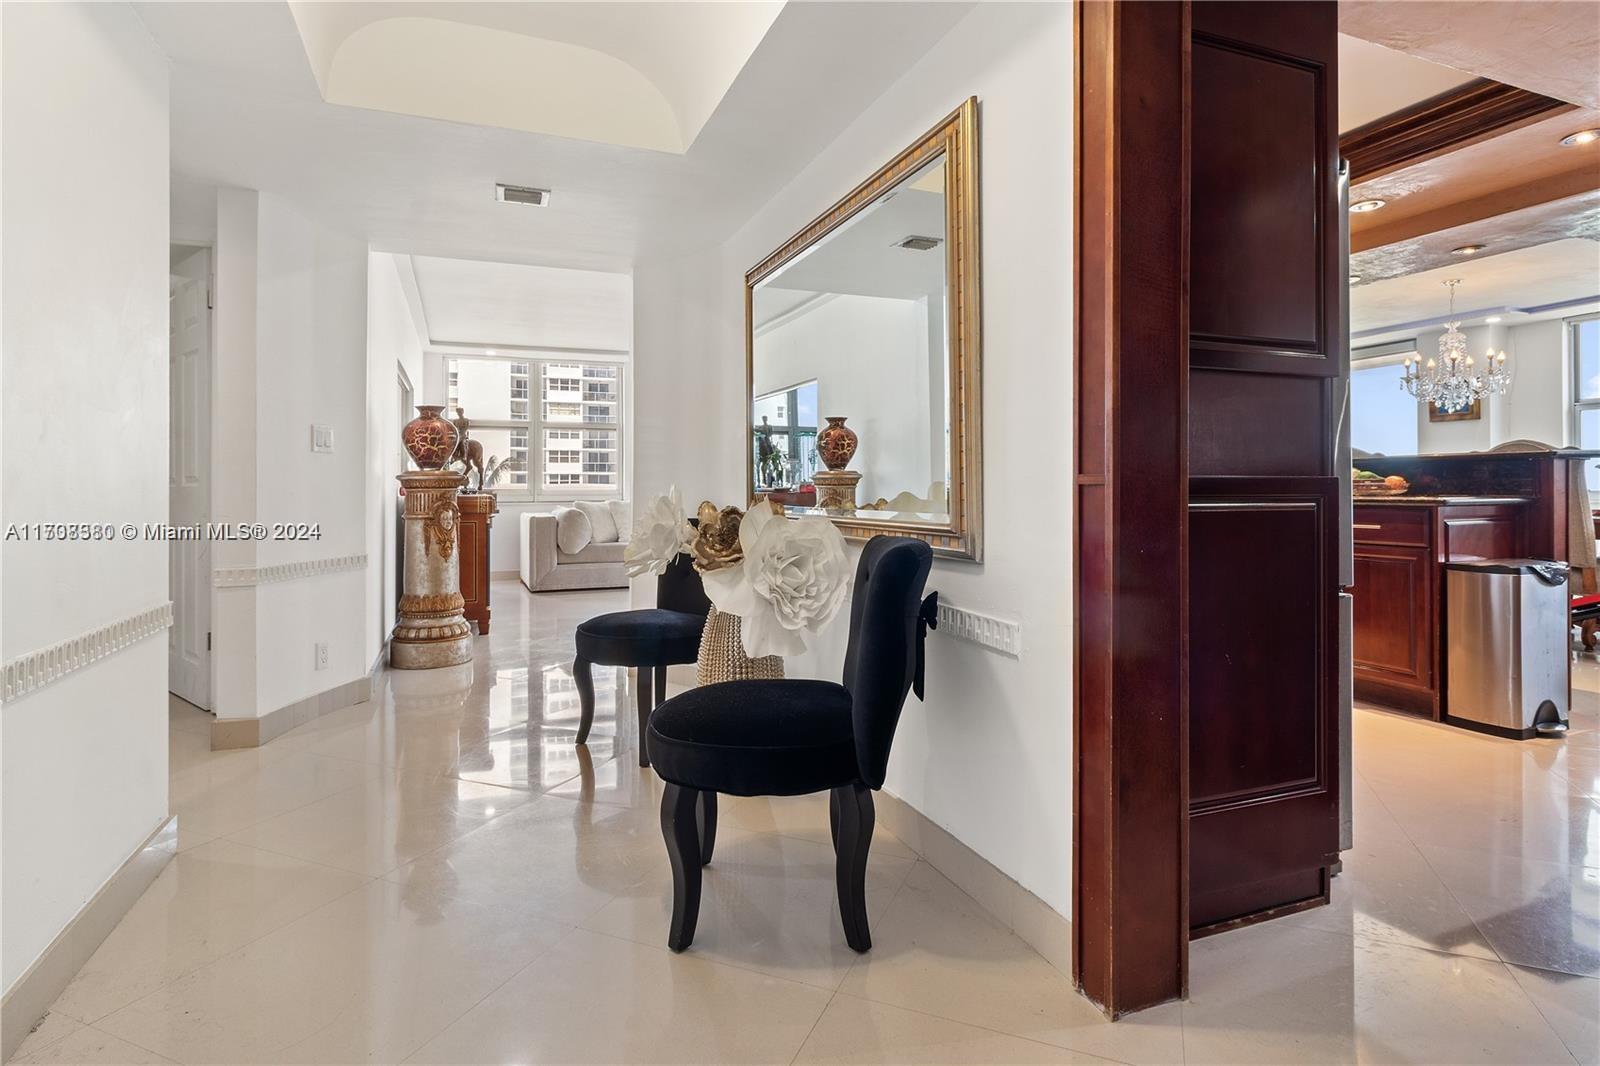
top-left (895, 235), bottom-right (942, 251)
top-left (495, 184), bottom-right (551, 207)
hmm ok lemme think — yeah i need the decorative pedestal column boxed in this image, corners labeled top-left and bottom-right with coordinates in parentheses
top-left (813, 469), bottom-right (862, 513)
top-left (391, 469), bottom-right (472, 669)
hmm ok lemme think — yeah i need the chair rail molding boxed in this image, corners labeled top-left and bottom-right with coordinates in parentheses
top-left (213, 553), bottom-right (368, 588)
top-left (2, 602), bottom-right (174, 703)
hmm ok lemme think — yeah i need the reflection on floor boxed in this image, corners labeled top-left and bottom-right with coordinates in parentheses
top-left (8, 580), bottom-right (1599, 1064)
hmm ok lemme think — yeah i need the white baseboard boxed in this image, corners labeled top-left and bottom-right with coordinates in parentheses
top-left (874, 790), bottom-right (1072, 978)
top-left (211, 648), bottom-right (383, 750)
top-left (1, 818), bottom-right (176, 1062)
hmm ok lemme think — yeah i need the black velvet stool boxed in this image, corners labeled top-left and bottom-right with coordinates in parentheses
top-left (573, 551), bottom-right (711, 767)
top-left (646, 536), bottom-right (936, 953)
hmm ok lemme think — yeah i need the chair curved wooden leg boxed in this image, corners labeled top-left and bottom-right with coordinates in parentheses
top-left (661, 783), bottom-right (703, 952)
top-left (637, 667), bottom-right (653, 768)
top-left (697, 791), bottom-right (717, 866)
top-left (829, 789), bottom-right (840, 853)
top-left (833, 783), bottom-right (875, 952)
top-left (572, 658), bottom-right (595, 744)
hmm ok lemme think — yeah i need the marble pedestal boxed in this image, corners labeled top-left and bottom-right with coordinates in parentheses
top-left (391, 470), bottom-right (473, 669)
top-left (813, 469), bottom-right (862, 513)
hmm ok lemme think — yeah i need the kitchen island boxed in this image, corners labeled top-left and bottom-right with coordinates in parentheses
top-left (1352, 494), bottom-right (1528, 717)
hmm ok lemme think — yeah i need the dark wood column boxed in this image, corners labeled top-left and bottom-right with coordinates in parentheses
top-left (1073, 0), bottom-right (1190, 1017)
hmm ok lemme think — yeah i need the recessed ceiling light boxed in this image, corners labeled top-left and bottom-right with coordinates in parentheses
top-left (486, 349), bottom-right (496, 355)
top-left (1349, 274), bottom-right (1362, 284)
top-left (1484, 316), bottom-right (1502, 323)
top-left (1350, 199), bottom-right (1386, 213)
top-left (1560, 129), bottom-right (1600, 146)
top-left (1451, 244), bottom-right (1486, 256)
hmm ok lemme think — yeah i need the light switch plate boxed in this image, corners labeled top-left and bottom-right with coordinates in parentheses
top-left (934, 602), bottom-right (1022, 657)
top-left (311, 424), bottom-right (334, 452)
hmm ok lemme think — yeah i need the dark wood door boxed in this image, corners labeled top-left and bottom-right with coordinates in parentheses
top-left (1351, 545), bottom-right (1432, 688)
top-left (1186, 1), bottom-right (1344, 934)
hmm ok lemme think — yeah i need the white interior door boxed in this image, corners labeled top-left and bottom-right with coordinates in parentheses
top-left (169, 248), bottom-right (212, 709)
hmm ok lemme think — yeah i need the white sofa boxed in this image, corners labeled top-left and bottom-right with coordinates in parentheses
top-left (520, 511), bottom-right (630, 592)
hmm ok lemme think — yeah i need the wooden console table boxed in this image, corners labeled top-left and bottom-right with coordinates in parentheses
top-left (457, 493), bottom-right (497, 635)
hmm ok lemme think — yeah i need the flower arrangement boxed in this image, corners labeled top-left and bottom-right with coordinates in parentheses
top-left (626, 489), bottom-right (851, 662)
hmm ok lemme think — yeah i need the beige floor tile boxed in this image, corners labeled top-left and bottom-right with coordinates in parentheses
top-left (1510, 965), bottom-right (1600, 1065)
top-left (166, 695), bottom-right (212, 736)
top-left (1418, 845), bottom-right (1600, 976)
top-left (719, 792), bottom-right (918, 860)
top-left (405, 927), bottom-right (833, 1064)
top-left (7, 1011), bottom-right (83, 1060)
top-left (1182, 918), bottom-right (1574, 1065)
top-left (839, 863), bottom-right (1184, 1065)
top-left (169, 751), bottom-right (382, 840)
top-left (582, 824), bottom-right (914, 989)
top-left (225, 770), bottom-right (531, 876)
top-left (10, 1026), bottom-right (175, 1065)
top-left (794, 994), bottom-right (1125, 1065)
top-left (94, 879), bottom-right (568, 1065)
top-left (48, 839), bottom-right (368, 1024)
top-left (385, 792), bottom-right (667, 923)
top-left (1285, 825), bottom-right (1499, 961)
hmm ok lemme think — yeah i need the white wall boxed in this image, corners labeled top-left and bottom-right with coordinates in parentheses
top-left (212, 191), bottom-right (371, 719)
top-left (755, 294), bottom-right (937, 506)
top-left (0, 1), bottom-right (170, 992)
top-left (366, 253), bottom-right (425, 649)
top-left (1412, 320), bottom-right (1568, 453)
top-left (631, 2), bottom-right (1075, 915)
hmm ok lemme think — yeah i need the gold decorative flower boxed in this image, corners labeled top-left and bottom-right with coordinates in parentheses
top-left (692, 502), bottom-right (746, 571)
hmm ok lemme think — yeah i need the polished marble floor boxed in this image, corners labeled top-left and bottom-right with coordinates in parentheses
top-left (10, 580), bottom-right (1599, 1064)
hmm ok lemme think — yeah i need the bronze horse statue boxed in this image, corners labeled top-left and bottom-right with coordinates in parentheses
top-left (451, 408), bottom-right (486, 492)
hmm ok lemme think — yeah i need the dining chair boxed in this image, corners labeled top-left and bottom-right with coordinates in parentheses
top-left (645, 536), bottom-right (936, 952)
top-left (573, 550), bottom-right (711, 767)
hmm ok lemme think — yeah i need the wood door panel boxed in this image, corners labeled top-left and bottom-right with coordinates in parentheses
top-left (1189, 477), bottom-right (1339, 931)
top-left (1190, 369), bottom-right (1328, 477)
top-left (1351, 546), bottom-right (1429, 684)
top-left (1440, 513), bottom-right (1522, 561)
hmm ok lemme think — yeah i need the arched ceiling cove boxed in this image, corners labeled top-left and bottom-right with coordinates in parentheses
top-left (287, 1), bottom-right (784, 153)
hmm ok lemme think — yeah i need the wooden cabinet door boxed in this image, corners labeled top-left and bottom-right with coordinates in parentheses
top-left (1352, 545), bottom-right (1431, 687)
top-left (1186, 1), bottom-right (1343, 934)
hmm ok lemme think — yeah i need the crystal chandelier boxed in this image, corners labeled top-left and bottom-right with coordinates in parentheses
top-left (1401, 279), bottom-right (1512, 411)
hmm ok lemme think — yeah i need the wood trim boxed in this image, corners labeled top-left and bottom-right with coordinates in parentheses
top-left (1341, 78), bottom-right (1574, 185)
top-left (1073, 0), bottom-right (1190, 1018)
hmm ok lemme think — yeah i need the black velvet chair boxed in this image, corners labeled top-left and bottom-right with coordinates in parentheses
top-left (573, 551), bottom-right (711, 767)
top-left (646, 536), bottom-right (936, 953)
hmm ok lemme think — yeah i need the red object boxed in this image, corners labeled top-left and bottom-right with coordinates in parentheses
top-left (402, 405), bottom-right (459, 470)
top-left (817, 416), bottom-right (858, 470)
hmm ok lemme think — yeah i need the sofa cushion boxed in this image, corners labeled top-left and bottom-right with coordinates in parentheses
top-left (606, 499), bottom-right (632, 541)
top-left (648, 679), bottom-right (858, 797)
top-left (575, 608), bottom-right (705, 668)
top-left (576, 500), bottom-right (618, 543)
top-left (557, 541), bottom-right (627, 565)
top-left (555, 507), bottom-right (591, 555)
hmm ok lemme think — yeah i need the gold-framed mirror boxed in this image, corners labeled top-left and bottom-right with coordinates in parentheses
top-left (745, 97), bottom-right (982, 561)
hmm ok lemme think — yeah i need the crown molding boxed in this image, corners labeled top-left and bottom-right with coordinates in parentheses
top-left (3, 603), bottom-right (174, 703)
top-left (214, 553), bottom-right (368, 589)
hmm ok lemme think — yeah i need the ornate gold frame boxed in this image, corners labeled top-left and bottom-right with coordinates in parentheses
top-left (744, 97), bottom-right (983, 561)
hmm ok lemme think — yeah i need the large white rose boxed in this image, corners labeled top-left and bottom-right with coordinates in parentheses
top-left (623, 486), bottom-right (695, 578)
top-left (701, 503), bottom-right (851, 659)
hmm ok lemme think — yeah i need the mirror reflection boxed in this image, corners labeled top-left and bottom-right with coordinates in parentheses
top-left (750, 155), bottom-right (950, 523)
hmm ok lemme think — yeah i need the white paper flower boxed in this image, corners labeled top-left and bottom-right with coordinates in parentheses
top-left (623, 486), bottom-right (695, 578)
top-left (701, 503), bottom-right (851, 659)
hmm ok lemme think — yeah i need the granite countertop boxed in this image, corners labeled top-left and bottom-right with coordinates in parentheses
top-left (1353, 495), bottom-right (1531, 507)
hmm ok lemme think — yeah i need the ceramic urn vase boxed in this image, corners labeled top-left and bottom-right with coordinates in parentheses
top-left (402, 405), bottom-right (459, 471)
top-left (817, 416), bottom-right (859, 471)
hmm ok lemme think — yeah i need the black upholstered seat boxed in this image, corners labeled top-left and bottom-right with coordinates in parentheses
top-left (649, 679), bottom-right (856, 797)
top-left (647, 536), bottom-right (935, 955)
top-left (572, 551), bottom-right (711, 767)
top-left (575, 609), bottom-right (703, 667)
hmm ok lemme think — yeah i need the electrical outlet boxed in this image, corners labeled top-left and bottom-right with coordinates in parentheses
top-left (314, 642), bottom-right (329, 670)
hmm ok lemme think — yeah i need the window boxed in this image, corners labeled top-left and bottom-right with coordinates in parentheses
top-left (1351, 356), bottom-right (1419, 458)
top-left (1571, 315), bottom-right (1600, 489)
top-left (445, 356), bottom-right (624, 498)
